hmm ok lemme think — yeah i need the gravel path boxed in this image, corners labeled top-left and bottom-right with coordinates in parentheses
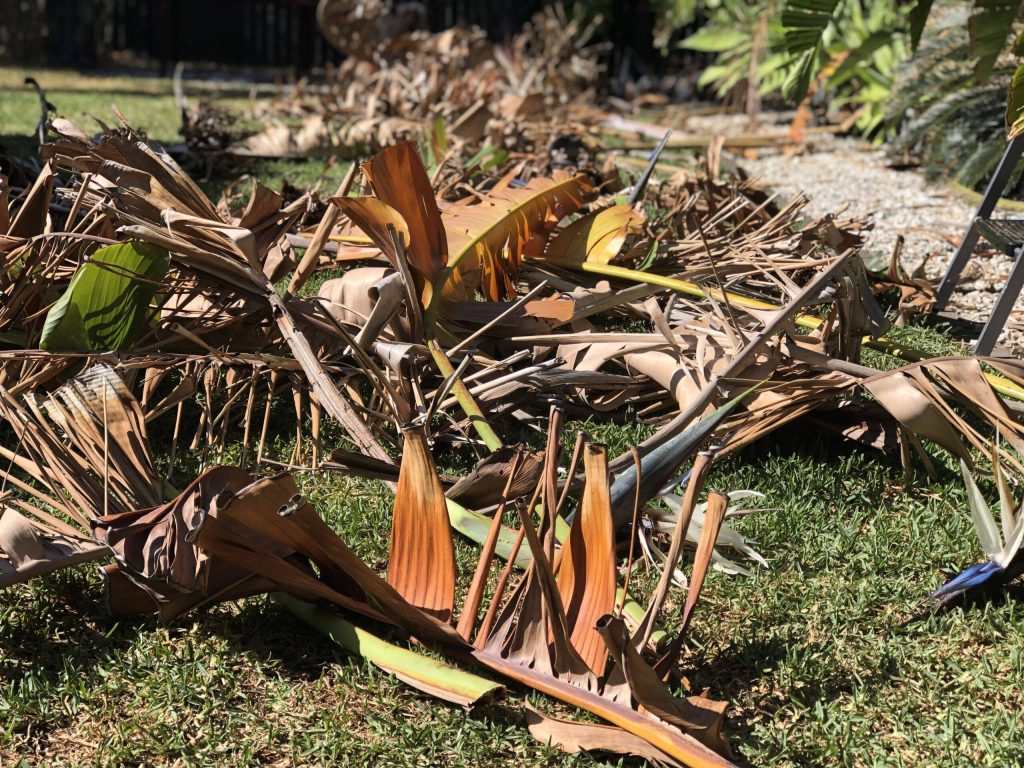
top-left (682, 112), bottom-right (1024, 353)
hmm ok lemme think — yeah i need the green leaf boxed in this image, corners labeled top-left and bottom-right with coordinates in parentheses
top-left (998, 510), bottom-right (1024, 568)
top-left (828, 30), bottom-right (895, 87)
top-left (782, 47), bottom-right (820, 102)
top-left (446, 498), bottom-right (535, 569)
top-left (696, 63), bottom-right (731, 89)
top-left (908, 0), bottom-right (935, 50)
top-left (637, 239), bottom-right (660, 271)
top-left (465, 144), bottom-right (507, 174)
top-left (779, 0), bottom-right (844, 102)
top-left (40, 241), bottom-right (169, 352)
top-left (1007, 60), bottom-right (1024, 138)
top-left (959, 459), bottom-right (1003, 561)
top-left (781, 0), bottom-right (843, 53)
top-left (679, 27), bottom-right (749, 52)
top-left (274, 592), bottom-right (503, 706)
top-left (968, 0), bottom-right (1023, 82)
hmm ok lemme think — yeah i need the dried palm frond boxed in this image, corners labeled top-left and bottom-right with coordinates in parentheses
top-left (183, 4), bottom-right (607, 172)
top-left (0, 363), bottom-right (158, 586)
top-left (5, 106), bottom-right (1024, 768)
top-left (91, 406), bottom-right (736, 767)
top-left (41, 120), bottom-right (393, 463)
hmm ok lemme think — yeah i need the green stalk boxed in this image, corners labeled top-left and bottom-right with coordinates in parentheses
top-left (426, 338), bottom-right (503, 451)
top-left (446, 498), bottom-right (535, 568)
top-left (273, 592), bottom-right (503, 706)
top-left (446, 499), bottom-right (669, 651)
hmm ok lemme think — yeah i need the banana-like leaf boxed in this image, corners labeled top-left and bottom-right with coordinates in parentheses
top-left (40, 241), bottom-right (169, 351)
top-left (545, 204), bottom-right (644, 266)
top-left (94, 440), bottom-right (735, 768)
top-left (439, 172), bottom-right (594, 303)
top-left (330, 197), bottom-right (411, 269)
top-left (335, 146), bottom-right (593, 308)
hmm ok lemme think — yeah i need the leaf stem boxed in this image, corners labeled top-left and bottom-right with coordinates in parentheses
top-left (426, 338), bottom-right (503, 451)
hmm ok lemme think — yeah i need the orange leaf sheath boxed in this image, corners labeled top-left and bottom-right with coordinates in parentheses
top-left (556, 443), bottom-right (617, 674)
top-left (388, 427), bottom-right (457, 623)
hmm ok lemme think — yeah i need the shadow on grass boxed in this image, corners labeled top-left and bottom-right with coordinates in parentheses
top-left (0, 570), bottom-right (155, 739)
top-left (0, 134), bottom-right (45, 189)
top-left (684, 634), bottom-right (900, 768)
top-left (220, 600), bottom-right (667, 766)
top-left (901, 573), bottom-right (1024, 627)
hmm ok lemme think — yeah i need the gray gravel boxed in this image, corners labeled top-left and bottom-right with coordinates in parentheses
top-left (681, 112), bottom-right (1024, 353)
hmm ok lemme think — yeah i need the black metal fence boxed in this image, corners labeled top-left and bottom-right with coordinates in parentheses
top-left (1, 0), bottom-right (550, 70)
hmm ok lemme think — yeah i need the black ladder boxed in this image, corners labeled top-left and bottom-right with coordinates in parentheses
top-left (935, 134), bottom-right (1024, 355)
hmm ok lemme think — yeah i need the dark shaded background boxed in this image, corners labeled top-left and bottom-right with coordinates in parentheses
top-left (0, 0), bottom-right (667, 73)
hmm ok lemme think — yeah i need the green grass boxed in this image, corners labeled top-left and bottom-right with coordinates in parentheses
top-left (0, 68), bottom-right (350, 197)
top-left (2, 67), bottom-right (1023, 768)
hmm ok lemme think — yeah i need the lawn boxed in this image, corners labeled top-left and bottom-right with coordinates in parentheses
top-left (2, 69), bottom-right (1022, 768)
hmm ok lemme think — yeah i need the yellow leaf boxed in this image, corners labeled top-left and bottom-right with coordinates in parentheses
top-left (544, 204), bottom-right (645, 265)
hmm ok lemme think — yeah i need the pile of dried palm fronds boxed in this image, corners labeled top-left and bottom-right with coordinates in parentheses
top-left (3, 112), bottom-right (1024, 767)
top-left (179, 4), bottom-right (608, 171)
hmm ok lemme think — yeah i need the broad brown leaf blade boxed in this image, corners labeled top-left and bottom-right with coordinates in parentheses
top-left (388, 426), bottom-right (457, 622)
top-left (475, 644), bottom-right (736, 768)
top-left (362, 142), bottom-right (448, 286)
top-left (0, 505), bottom-right (105, 588)
top-left (201, 472), bottom-right (466, 646)
top-left (446, 445), bottom-right (544, 507)
top-left (927, 358), bottom-right (1024, 458)
top-left (92, 465), bottom-right (272, 619)
top-left (862, 371), bottom-right (972, 462)
top-left (330, 196), bottom-right (411, 270)
top-left (600, 615), bottom-right (729, 752)
top-left (8, 163), bottom-right (54, 238)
